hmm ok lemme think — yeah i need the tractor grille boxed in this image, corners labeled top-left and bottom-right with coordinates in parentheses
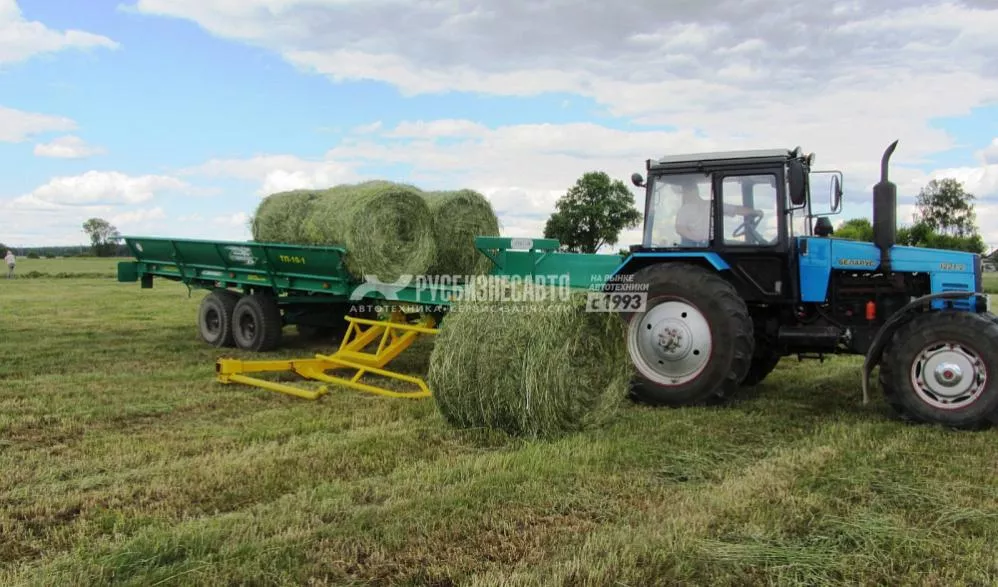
top-left (941, 282), bottom-right (973, 310)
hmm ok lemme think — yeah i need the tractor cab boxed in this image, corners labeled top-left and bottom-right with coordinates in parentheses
top-left (628, 148), bottom-right (843, 305)
top-left (631, 147), bottom-right (843, 251)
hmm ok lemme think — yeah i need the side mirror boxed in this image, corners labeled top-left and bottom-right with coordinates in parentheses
top-left (788, 159), bottom-right (806, 206)
top-left (631, 173), bottom-right (645, 188)
top-left (831, 174), bottom-right (843, 212)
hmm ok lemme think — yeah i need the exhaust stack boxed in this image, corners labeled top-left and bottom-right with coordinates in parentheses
top-left (872, 140), bottom-right (899, 273)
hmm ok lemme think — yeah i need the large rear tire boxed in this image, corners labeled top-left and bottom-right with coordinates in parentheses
top-left (741, 349), bottom-right (782, 387)
top-left (197, 289), bottom-right (240, 348)
top-left (626, 263), bottom-right (754, 406)
top-left (232, 294), bottom-right (284, 352)
top-left (879, 310), bottom-right (998, 429)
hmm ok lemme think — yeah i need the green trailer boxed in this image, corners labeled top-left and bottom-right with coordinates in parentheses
top-left (117, 234), bottom-right (626, 399)
top-left (117, 234), bottom-right (626, 352)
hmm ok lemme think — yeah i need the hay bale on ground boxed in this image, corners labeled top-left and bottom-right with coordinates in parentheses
top-left (250, 189), bottom-right (323, 244)
top-left (300, 181), bottom-right (437, 282)
top-left (427, 282), bottom-right (632, 438)
top-left (423, 189), bottom-right (500, 276)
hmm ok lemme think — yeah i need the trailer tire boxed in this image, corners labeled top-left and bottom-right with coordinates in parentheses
top-left (625, 263), bottom-right (754, 406)
top-left (232, 294), bottom-right (284, 352)
top-left (741, 349), bottom-right (782, 387)
top-left (197, 289), bottom-right (240, 347)
top-left (879, 310), bottom-right (998, 429)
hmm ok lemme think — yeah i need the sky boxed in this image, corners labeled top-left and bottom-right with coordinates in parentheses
top-left (0, 0), bottom-right (996, 251)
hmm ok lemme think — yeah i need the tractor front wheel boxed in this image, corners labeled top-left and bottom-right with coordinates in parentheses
top-left (626, 263), bottom-right (754, 406)
top-left (880, 310), bottom-right (998, 429)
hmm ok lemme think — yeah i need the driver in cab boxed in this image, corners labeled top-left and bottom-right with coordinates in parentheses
top-left (675, 178), bottom-right (763, 245)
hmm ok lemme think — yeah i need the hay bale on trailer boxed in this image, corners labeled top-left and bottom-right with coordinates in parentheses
top-left (250, 189), bottom-right (323, 244)
top-left (294, 181), bottom-right (438, 282)
top-left (424, 189), bottom-right (501, 276)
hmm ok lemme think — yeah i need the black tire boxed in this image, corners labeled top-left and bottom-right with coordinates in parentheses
top-left (197, 289), bottom-right (240, 347)
top-left (231, 294), bottom-right (284, 352)
top-left (741, 349), bottom-right (782, 387)
top-left (625, 263), bottom-right (754, 406)
top-left (879, 310), bottom-right (998, 429)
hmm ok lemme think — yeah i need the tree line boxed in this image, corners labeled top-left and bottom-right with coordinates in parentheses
top-left (835, 178), bottom-right (991, 257)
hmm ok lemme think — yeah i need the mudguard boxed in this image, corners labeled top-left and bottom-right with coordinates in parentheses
top-left (861, 290), bottom-right (990, 403)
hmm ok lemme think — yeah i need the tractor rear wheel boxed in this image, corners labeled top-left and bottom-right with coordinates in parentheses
top-left (197, 289), bottom-right (240, 347)
top-left (880, 310), bottom-right (998, 429)
top-left (625, 263), bottom-right (754, 406)
top-left (232, 294), bottom-right (284, 352)
top-left (741, 349), bottom-right (782, 387)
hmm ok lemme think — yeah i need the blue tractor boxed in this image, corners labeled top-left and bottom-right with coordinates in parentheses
top-left (622, 140), bottom-right (996, 429)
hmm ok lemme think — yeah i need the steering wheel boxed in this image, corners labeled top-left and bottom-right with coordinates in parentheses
top-left (732, 211), bottom-right (766, 244)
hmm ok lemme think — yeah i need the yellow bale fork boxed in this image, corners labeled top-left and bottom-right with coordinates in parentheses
top-left (215, 311), bottom-right (439, 400)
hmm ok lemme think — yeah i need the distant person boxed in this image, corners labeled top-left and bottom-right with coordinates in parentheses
top-left (4, 250), bottom-right (14, 279)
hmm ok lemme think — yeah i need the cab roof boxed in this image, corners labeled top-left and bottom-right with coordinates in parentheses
top-left (650, 148), bottom-right (797, 172)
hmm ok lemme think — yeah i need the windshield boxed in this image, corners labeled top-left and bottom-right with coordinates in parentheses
top-left (642, 172), bottom-right (713, 248)
top-left (642, 171), bottom-right (781, 248)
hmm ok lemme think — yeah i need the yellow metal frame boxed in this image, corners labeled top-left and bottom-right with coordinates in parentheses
top-left (215, 311), bottom-right (439, 400)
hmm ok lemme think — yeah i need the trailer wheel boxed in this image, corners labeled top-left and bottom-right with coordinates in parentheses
top-left (880, 310), bottom-right (998, 429)
top-left (197, 289), bottom-right (240, 347)
top-left (231, 294), bottom-right (284, 352)
top-left (626, 263), bottom-right (754, 406)
top-left (741, 349), bottom-right (782, 387)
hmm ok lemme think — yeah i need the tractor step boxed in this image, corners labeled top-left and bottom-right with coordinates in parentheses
top-left (777, 325), bottom-right (842, 351)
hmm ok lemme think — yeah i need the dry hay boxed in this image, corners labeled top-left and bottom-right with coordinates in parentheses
top-left (250, 189), bottom-right (323, 244)
top-left (427, 281), bottom-right (633, 438)
top-left (423, 189), bottom-right (501, 276)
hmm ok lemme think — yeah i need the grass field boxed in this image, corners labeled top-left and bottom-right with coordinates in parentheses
top-left (1, 262), bottom-right (997, 585)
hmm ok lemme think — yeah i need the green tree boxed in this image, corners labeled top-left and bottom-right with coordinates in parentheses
top-left (543, 171), bottom-right (642, 253)
top-left (914, 178), bottom-right (978, 237)
top-left (835, 217), bottom-right (874, 241)
top-left (82, 217), bottom-right (121, 257)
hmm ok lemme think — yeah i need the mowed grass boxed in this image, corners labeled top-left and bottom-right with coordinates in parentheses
top-left (1, 267), bottom-right (997, 586)
top-left (8, 257), bottom-right (119, 278)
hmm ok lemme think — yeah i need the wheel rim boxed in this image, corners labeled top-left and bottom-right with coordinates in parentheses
top-left (238, 312), bottom-right (257, 341)
top-left (909, 341), bottom-right (987, 410)
top-left (627, 299), bottom-right (712, 385)
top-left (203, 307), bottom-right (221, 335)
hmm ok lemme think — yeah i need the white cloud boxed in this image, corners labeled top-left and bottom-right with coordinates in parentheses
top-left (213, 211), bottom-right (249, 227)
top-left (184, 154), bottom-right (358, 195)
top-left (110, 206), bottom-right (166, 226)
top-left (33, 135), bottom-right (106, 158)
top-left (0, 0), bottom-right (118, 65)
top-left (14, 170), bottom-right (190, 208)
top-left (0, 105), bottom-right (76, 142)
top-left (127, 0), bottom-right (998, 185)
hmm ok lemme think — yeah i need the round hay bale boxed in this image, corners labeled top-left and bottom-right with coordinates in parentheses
top-left (427, 282), bottom-right (632, 438)
top-left (423, 189), bottom-right (500, 276)
top-left (250, 189), bottom-right (323, 244)
top-left (300, 181), bottom-right (437, 282)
